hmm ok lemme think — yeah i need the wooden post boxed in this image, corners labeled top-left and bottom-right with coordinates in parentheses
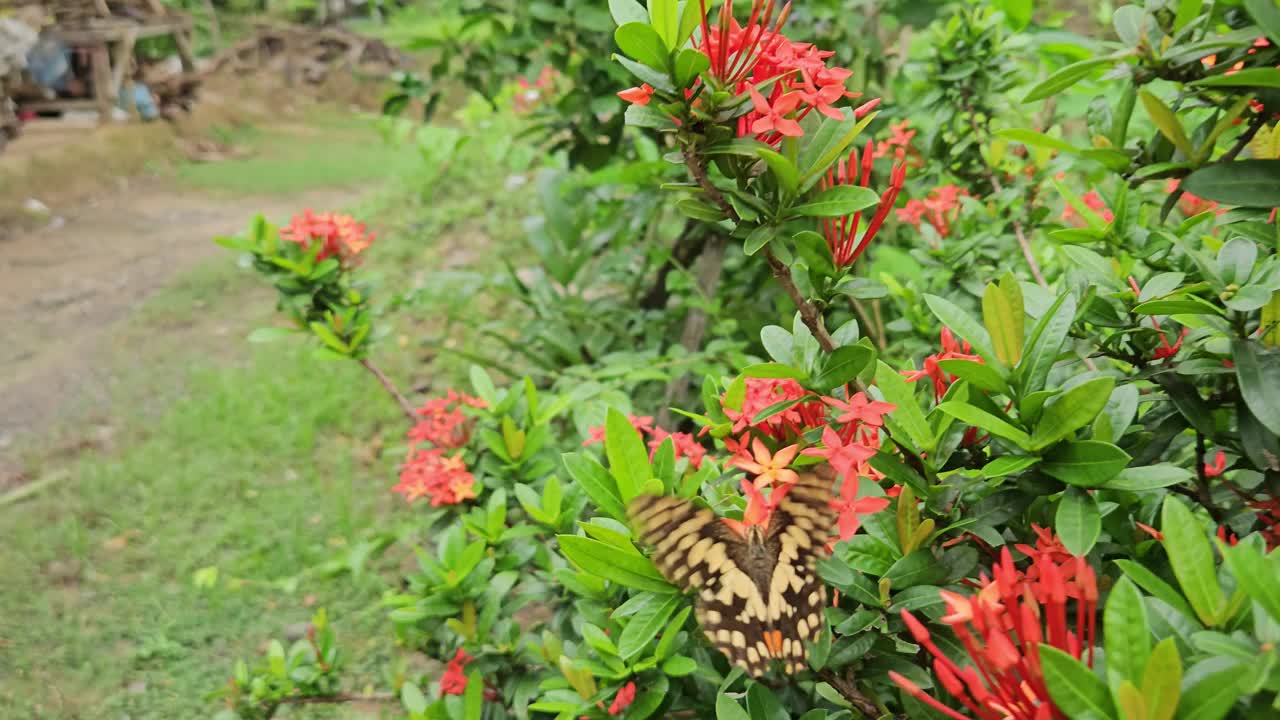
top-left (91, 43), bottom-right (114, 124)
top-left (173, 26), bottom-right (197, 72)
top-left (111, 29), bottom-right (139, 117)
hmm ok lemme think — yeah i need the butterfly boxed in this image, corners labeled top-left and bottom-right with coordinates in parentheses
top-left (627, 470), bottom-right (837, 676)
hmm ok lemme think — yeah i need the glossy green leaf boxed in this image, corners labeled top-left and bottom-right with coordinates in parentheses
top-left (1246, 0), bottom-right (1280, 45)
top-left (981, 455), bottom-right (1040, 478)
top-left (1161, 497), bottom-right (1226, 626)
top-left (1173, 0), bottom-right (1203, 31)
top-left (1142, 638), bottom-right (1182, 720)
top-left (876, 361), bottom-right (934, 451)
top-left (1023, 57), bottom-right (1117, 102)
top-left (1232, 338), bottom-right (1280, 435)
top-left (716, 694), bottom-right (750, 720)
top-left (464, 669), bottom-right (483, 720)
top-left (557, 536), bottom-right (677, 593)
top-left (609, 0), bottom-right (648, 25)
top-left (1115, 560), bottom-right (1198, 621)
top-left (937, 359), bottom-right (1010, 394)
top-left (1040, 440), bottom-right (1131, 487)
top-left (1174, 657), bottom-right (1244, 720)
top-left (401, 681), bottom-right (428, 714)
top-left (756, 147), bottom-right (801, 195)
top-left (563, 452), bottom-right (627, 523)
top-left (1182, 160), bottom-right (1280, 208)
top-left (1140, 91), bottom-right (1194, 159)
top-left (1105, 577), bottom-right (1151, 688)
top-left (1031, 377), bottom-right (1115, 450)
top-left (1017, 291), bottom-right (1076, 394)
top-left (649, 0), bottom-right (679, 48)
top-left (1191, 67), bottom-right (1280, 88)
top-left (814, 343), bottom-right (876, 391)
top-left (676, 0), bottom-right (706, 46)
top-left (984, 280), bottom-right (1023, 366)
top-left (936, 401), bottom-right (1032, 448)
top-left (1220, 537), bottom-right (1280, 622)
top-left (790, 185), bottom-right (881, 217)
top-left (606, 407), bottom-right (651, 503)
top-left (615, 22), bottom-right (670, 70)
top-left (1056, 487), bottom-right (1101, 556)
top-left (1102, 464), bottom-right (1193, 491)
top-left (1040, 644), bottom-right (1118, 720)
top-left (924, 294), bottom-right (1001, 368)
top-left (673, 47), bottom-right (711, 88)
top-left (744, 225), bottom-right (777, 256)
top-left (618, 593), bottom-right (681, 660)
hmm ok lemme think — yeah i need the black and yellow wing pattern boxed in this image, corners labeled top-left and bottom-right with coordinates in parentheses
top-left (628, 472), bottom-right (837, 676)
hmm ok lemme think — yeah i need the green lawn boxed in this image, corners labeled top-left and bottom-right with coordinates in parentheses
top-left (0, 105), bottom-right (538, 719)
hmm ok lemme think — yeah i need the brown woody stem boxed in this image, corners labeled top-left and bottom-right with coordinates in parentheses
top-left (818, 668), bottom-right (883, 718)
top-left (359, 358), bottom-right (418, 423)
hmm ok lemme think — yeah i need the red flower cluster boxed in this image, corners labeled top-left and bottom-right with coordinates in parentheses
top-left (1165, 178), bottom-right (1225, 217)
top-left (820, 139), bottom-right (908, 268)
top-left (439, 648), bottom-right (472, 696)
top-left (1060, 190), bottom-right (1113, 226)
top-left (583, 414), bottom-right (707, 469)
top-left (514, 66), bottom-right (558, 114)
top-left (280, 210), bottom-right (374, 264)
top-left (608, 681), bottom-right (636, 715)
top-left (407, 390), bottom-right (487, 449)
top-left (1127, 276), bottom-right (1189, 361)
top-left (893, 536), bottom-right (1098, 720)
top-left (392, 449), bottom-right (477, 506)
top-left (874, 119), bottom-right (918, 162)
top-left (722, 377), bottom-right (827, 440)
top-left (904, 328), bottom-right (983, 400)
top-left (896, 184), bottom-right (969, 238)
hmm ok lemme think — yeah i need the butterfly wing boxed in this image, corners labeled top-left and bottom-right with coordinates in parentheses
top-left (628, 494), bottom-right (773, 676)
top-left (761, 471), bottom-right (839, 673)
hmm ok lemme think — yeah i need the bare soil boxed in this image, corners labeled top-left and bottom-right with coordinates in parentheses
top-left (0, 178), bottom-right (359, 485)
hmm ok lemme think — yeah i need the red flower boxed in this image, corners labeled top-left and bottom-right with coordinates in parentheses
top-left (830, 477), bottom-right (889, 542)
top-left (1136, 521), bottom-right (1163, 541)
top-left (392, 449), bottom-right (476, 506)
top-left (802, 426), bottom-right (874, 481)
top-left (439, 648), bottom-right (472, 696)
top-left (721, 377), bottom-right (825, 440)
top-left (608, 681), bottom-right (636, 715)
top-left (874, 119), bottom-right (917, 161)
top-left (1061, 190), bottom-right (1114, 225)
top-left (892, 545), bottom-right (1098, 720)
top-left (904, 328), bottom-right (983, 400)
top-left (1204, 449), bottom-right (1226, 478)
top-left (896, 184), bottom-right (968, 238)
top-left (823, 392), bottom-right (895, 430)
top-left (647, 428), bottom-right (708, 469)
top-left (820, 139), bottom-right (908, 268)
top-left (723, 478), bottom-right (793, 537)
top-left (732, 438), bottom-right (800, 488)
top-left (748, 87), bottom-right (805, 137)
top-left (280, 210), bottom-right (375, 264)
top-left (582, 415), bottom-right (656, 446)
top-left (617, 84), bottom-right (655, 106)
top-left (407, 390), bottom-right (485, 449)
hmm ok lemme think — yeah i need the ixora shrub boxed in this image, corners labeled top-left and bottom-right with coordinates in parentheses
top-left (214, 1), bottom-right (1280, 719)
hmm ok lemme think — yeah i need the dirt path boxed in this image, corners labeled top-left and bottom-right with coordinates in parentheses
top-left (0, 181), bottom-right (359, 473)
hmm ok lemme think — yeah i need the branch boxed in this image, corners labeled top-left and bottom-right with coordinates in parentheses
top-left (360, 358), bottom-right (418, 423)
top-left (818, 668), bottom-right (883, 719)
top-left (274, 692), bottom-right (398, 708)
top-left (682, 142), bottom-right (739, 221)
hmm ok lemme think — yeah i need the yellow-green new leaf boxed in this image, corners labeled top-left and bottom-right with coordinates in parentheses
top-left (984, 280), bottom-right (1024, 366)
top-left (1141, 638), bottom-right (1182, 720)
top-left (1140, 91), bottom-right (1194, 159)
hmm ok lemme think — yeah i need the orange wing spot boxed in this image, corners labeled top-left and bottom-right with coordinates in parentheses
top-left (763, 629), bottom-right (785, 657)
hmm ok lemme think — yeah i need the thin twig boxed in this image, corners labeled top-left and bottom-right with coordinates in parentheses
top-left (818, 668), bottom-right (882, 718)
top-left (850, 297), bottom-right (885, 350)
top-left (359, 358), bottom-right (417, 422)
top-left (273, 692), bottom-right (398, 707)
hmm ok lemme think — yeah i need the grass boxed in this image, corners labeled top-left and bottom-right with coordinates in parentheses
top-left (0, 99), bottom-right (542, 719)
top-left (175, 115), bottom-right (421, 196)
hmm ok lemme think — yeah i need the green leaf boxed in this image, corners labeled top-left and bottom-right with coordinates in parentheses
top-left (1182, 160), bottom-right (1280, 208)
top-left (984, 277), bottom-right (1024, 366)
top-left (1031, 377), bottom-right (1116, 450)
top-left (1191, 67), bottom-right (1280, 88)
top-left (996, 127), bottom-right (1079, 154)
top-left (609, 0), bottom-right (648, 25)
top-left (626, 103), bottom-right (676, 129)
top-left (464, 669), bottom-right (483, 720)
top-left (1140, 91), bottom-right (1194, 159)
top-left (715, 694), bottom-right (750, 720)
top-left (1232, 339), bottom-right (1280, 435)
top-left (673, 47), bottom-right (711, 88)
top-left (1040, 441), bottom-right (1131, 487)
top-left (1174, 0), bottom-right (1203, 31)
top-left (1115, 560), bottom-right (1198, 621)
top-left (618, 593), bottom-right (682, 661)
top-left (814, 344), bottom-right (876, 391)
top-left (661, 654), bottom-right (698, 676)
top-left (998, 0), bottom-right (1032, 30)
top-left (1132, 296), bottom-right (1225, 316)
top-left (1105, 577), bottom-right (1151, 688)
top-left (1245, 0), bottom-right (1280, 46)
top-left (1220, 537), bottom-right (1280, 623)
top-left (247, 326), bottom-right (297, 343)
top-left (1040, 644), bottom-right (1117, 720)
top-left (606, 408), bottom-right (651, 504)
top-left (1102, 464), bottom-right (1193, 491)
top-left (756, 147), bottom-right (801, 195)
top-left (558, 536), bottom-right (677, 593)
top-left (797, 110), bottom-right (878, 191)
top-left (1113, 5), bottom-right (1149, 47)
top-left (746, 683), bottom-right (787, 720)
top-left (924, 294), bottom-right (1001, 368)
top-left (1142, 638), bottom-right (1182, 720)
top-left (789, 185), bottom-right (881, 217)
top-left (744, 225), bottom-right (778, 256)
top-left (936, 401), bottom-right (1032, 448)
top-left (562, 453), bottom-right (627, 523)
top-left (677, 197), bottom-right (727, 222)
top-left (401, 682), bottom-right (428, 714)
top-left (937, 359), bottom-right (1009, 394)
top-left (614, 22), bottom-right (671, 70)
top-left (676, 0), bottom-right (706, 46)
top-left (981, 455), bottom-right (1040, 478)
top-left (875, 361), bottom-right (934, 451)
top-left (649, 0), bottom-right (679, 48)
top-left (1161, 497), bottom-right (1226, 626)
top-left (1056, 487), bottom-right (1101, 556)
top-left (742, 362), bottom-right (808, 380)
top-left (1023, 57), bottom-right (1117, 102)
top-left (1018, 291), bottom-right (1077, 395)
top-left (309, 321), bottom-right (351, 354)
top-left (1175, 658), bottom-right (1244, 720)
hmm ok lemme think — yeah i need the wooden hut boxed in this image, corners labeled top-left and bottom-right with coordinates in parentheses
top-left (2, 0), bottom-right (196, 123)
